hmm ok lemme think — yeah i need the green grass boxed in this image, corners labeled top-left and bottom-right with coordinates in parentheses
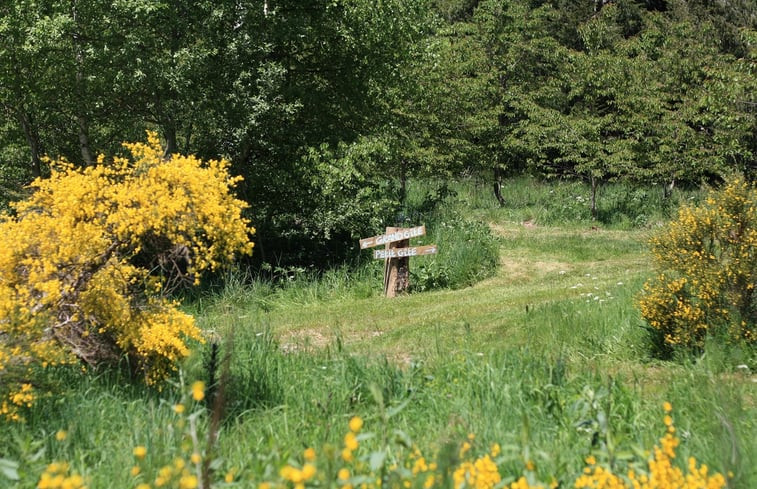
top-left (1, 178), bottom-right (754, 488)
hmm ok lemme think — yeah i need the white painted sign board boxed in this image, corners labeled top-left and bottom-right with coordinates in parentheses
top-left (372, 245), bottom-right (438, 260)
top-left (359, 225), bottom-right (425, 249)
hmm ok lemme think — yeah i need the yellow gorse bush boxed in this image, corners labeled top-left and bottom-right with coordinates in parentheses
top-left (0, 132), bottom-right (254, 420)
top-left (637, 177), bottom-right (756, 351)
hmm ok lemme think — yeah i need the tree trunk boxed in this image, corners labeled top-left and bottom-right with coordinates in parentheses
top-left (72, 0), bottom-right (94, 167)
top-left (16, 109), bottom-right (43, 177)
top-left (590, 175), bottom-right (598, 219)
top-left (663, 177), bottom-right (675, 200)
top-left (493, 167), bottom-right (506, 206)
top-left (163, 121), bottom-right (179, 159)
top-left (77, 115), bottom-right (95, 166)
top-left (399, 159), bottom-right (407, 207)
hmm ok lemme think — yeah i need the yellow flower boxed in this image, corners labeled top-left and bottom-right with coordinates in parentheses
top-left (191, 381), bottom-right (205, 402)
top-left (179, 474), bottom-right (198, 489)
top-left (663, 401), bottom-right (673, 413)
top-left (490, 443), bottom-right (501, 457)
top-left (344, 432), bottom-right (359, 450)
top-left (349, 416), bottom-right (363, 433)
top-left (460, 441), bottom-right (471, 457)
top-left (136, 484), bottom-right (151, 489)
top-left (225, 469), bottom-right (235, 483)
top-left (173, 403), bottom-right (185, 414)
top-left (55, 430), bottom-right (67, 441)
top-left (302, 463), bottom-right (316, 480)
top-left (259, 482), bottom-right (271, 489)
top-left (423, 474), bottom-right (435, 489)
top-left (338, 468), bottom-right (351, 480)
top-left (280, 465), bottom-right (304, 483)
top-left (190, 452), bottom-right (202, 464)
top-left (304, 447), bottom-right (316, 461)
top-left (133, 446), bottom-right (147, 460)
top-left (342, 448), bottom-right (354, 462)
top-left (131, 465), bottom-right (141, 476)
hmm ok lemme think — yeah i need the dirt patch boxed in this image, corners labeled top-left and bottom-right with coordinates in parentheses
top-left (497, 255), bottom-right (573, 281)
top-left (279, 328), bottom-right (384, 354)
top-left (488, 222), bottom-right (523, 238)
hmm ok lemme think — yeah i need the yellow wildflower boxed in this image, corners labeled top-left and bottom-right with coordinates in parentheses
top-left (349, 416), bottom-right (364, 433)
top-left (344, 432), bottom-right (359, 450)
top-left (191, 381), bottom-right (205, 402)
top-left (302, 463), bottom-right (316, 480)
top-left (179, 474), bottom-right (198, 489)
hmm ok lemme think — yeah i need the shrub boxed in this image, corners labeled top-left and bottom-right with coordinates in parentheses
top-left (637, 177), bottom-right (756, 354)
top-left (0, 132), bottom-right (254, 420)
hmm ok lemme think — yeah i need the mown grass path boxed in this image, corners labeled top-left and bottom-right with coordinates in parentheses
top-left (238, 222), bottom-right (753, 486)
top-left (267, 223), bottom-right (651, 365)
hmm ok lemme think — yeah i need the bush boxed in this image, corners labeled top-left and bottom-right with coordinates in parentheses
top-left (0, 132), bottom-right (254, 420)
top-left (637, 177), bottom-right (756, 354)
top-left (410, 213), bottom-right (499, 292)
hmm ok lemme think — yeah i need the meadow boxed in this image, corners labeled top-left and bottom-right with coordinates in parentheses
top-left (1, 177), bottom-right (754, 489)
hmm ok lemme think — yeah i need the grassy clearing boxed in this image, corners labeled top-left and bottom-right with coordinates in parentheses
top-left (1, 178), bottom-right (754, 488)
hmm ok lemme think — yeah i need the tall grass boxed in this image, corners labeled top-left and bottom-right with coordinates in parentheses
top-left (3, 319), bottom-right (752, 487)
top-left (1, 177), bottom-right (754, 488)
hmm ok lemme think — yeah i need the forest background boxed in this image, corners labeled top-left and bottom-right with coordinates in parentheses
top-left (1, 1), bottom-right (757, 488)
top-left (2, 0), bottom-right (755, 269)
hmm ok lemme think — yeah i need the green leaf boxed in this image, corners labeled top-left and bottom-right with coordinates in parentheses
top-left (386, 398), bottom-right (411, 419)
top-left (369, 449), bottom-right (387, 472)
top-left (0, 458), bottom-right (19, 481)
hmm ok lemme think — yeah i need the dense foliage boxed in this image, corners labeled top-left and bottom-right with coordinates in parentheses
top-left (0, 133), bottom-right (253, 420)
top-left (1, 0), bottom-right (755, 265)
top-left (637, 178), bottom-right (756, 353)
top-left (420, 0), bottom-right (756, 209)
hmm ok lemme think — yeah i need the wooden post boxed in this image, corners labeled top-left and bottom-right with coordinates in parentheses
top-left (383, 227), bottom-right (410, 297)
top-left (359, 225), bottom-right (434, 297)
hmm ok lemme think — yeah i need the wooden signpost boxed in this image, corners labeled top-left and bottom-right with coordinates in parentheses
top-left (359, 225), bottom-right (438, 297)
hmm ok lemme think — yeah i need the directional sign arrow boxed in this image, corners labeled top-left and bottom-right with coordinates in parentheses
top-left (372, 244), bottom-right (438, 260)
top-left (360, 238), bottom-right (375, 249)
top-left (359, 226), bottom-right (425, 249)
